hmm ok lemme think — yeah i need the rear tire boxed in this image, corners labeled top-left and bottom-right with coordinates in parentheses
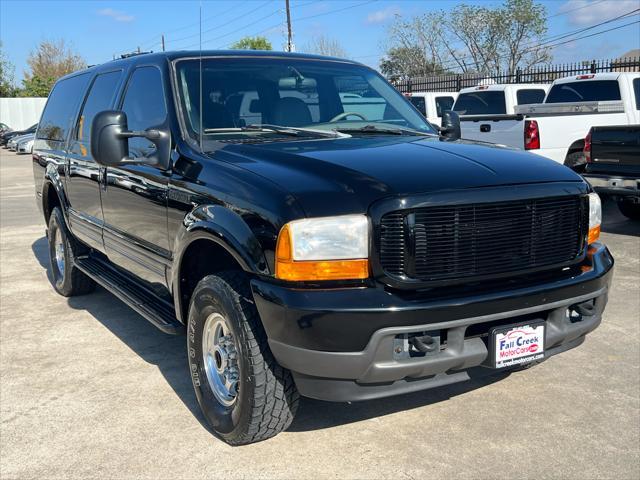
top-left (617, 199), bottom-right (640, 220)
top-left (187, 271), bottom-right (299, 445)
top-left (47, 207), bottom-right (96, 297)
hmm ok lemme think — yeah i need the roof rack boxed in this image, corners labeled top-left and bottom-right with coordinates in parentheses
top-left (120, 50), bottom-right (153, 59)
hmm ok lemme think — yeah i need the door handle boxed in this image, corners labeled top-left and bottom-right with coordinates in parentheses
top-left (480, 124), bottom-right (491, 132)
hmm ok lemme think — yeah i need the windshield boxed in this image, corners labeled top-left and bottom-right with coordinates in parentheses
top-left (174, 57), bottom-right (436, 145)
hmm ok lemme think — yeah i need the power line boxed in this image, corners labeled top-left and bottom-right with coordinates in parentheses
top-left (548, 0), bottom-right (607, 18)
top-left (171, 1), bottom-right (272, 47)
top-left (219, 0), bottom-right (379, 49)
top-left (184, 6), bottom-right (283, 49)
top-left (541, 18), bottom-right (640, 49)
top-left (360, 7), bottom-right (639, 73)
top-left (535, 8), bottom-right (639, 47)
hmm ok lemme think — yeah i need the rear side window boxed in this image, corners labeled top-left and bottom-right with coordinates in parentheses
top-left (37, 73), bottom-right (90, 141)
top-left (453, 91), bottom-right (506, 115)
top-left (408, 96), bottom-right (426, 116)
top-left (545, 80), bottom-right (621, 103)
top-left (75, 70), bottom-right (122, 142)
top-left (633, 78), bottom-right (640, 110)
top-left (435, 96), bottom-right (455, 117)
top-left (121, 66), bottom-right (167, 158)
top-left (516, 89), bottom-right (545, 105)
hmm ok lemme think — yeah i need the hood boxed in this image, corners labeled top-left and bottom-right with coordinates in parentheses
top-left (211, 135), bottom-right (583, 217)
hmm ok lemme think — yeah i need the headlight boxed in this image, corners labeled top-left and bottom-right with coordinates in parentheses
top-left (588, 192), bottom-right (601, 244)
top-left (275, 214), bottom-right (369, 281)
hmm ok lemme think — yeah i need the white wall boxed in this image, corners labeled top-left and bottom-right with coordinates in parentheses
top-left (0, 97), bottom-right (48, 130)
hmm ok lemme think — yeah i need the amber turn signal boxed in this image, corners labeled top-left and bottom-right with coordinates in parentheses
top-left (587, 225), bottom-right (600, 244)
top-left (275, 224), bottom-right (369, 281)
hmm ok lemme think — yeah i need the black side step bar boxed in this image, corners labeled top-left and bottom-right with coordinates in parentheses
top-left (74, 256), bottom-right (184, 335)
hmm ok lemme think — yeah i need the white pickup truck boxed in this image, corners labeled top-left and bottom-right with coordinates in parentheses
top-left (455, 73), bottom-right (640, 166)
top-left (405, 91), bottom-right (458, 126)
top-left (453, 83), bottom-right (548, 145)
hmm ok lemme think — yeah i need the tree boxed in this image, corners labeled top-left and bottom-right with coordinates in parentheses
top-left (230, 36), bottom-right (272, 50)
top-left (383, 0), bottom-right (550, 77)
top-left (500, 0), bottom-right (551, 74)
top-left (385, 12), bottom-right (451, 77)
top-left (22, 39), bottom-right (86, 96)
top-left (20, 75), bottom-right (53, 97)
top-left (380, 46), bottom-right (450, 79)
top-left (0, 42), bottom-right (17, 97)
top-left (303, 35), bottom-right (348, 58)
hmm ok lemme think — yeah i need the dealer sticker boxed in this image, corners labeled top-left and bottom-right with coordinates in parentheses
top-left (493, 323), bottom-right (545, 368)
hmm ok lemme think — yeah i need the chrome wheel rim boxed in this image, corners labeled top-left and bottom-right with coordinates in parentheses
top-left (202, 313), bottom-right (239, 407)
top-left (54, 228), bottom-right (65, 277)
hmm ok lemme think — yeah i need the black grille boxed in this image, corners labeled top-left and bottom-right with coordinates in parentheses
top-left (379, 196), bottom-right (588, 283)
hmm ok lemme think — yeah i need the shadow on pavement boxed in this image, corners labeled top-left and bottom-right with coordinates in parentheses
top-left (290, 372), bottom-right (509, 432)
top-left (31, 236), bottom-right (210, 432)
top-left (31, 235), bottom-right (513, 434)
top-left (600, 197), bottom-right (640, 236)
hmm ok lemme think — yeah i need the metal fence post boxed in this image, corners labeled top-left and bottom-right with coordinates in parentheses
top-left (590, 60), bottom-right (596, 74)
top-left (516, 68), bottom-right (522, 83)
top-left (456, 74), bottom-right (462, 91)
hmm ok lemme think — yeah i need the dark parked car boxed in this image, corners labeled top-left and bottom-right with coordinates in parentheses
top-left (583, 125), bottom-right (640, 220)
top-left (0, 122), bottom-right (11, 135)
top-left (33, 51), bottom-right (612, 445)
top-left (1, 123), bottom-right (37, 146)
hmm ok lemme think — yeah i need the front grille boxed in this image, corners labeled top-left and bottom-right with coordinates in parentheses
top-left (379, 195), bottom-right (588, 284)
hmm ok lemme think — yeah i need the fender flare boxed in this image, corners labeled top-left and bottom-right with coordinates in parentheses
top-left (42, 163), bottom-right (69, 223)
top-left (171, 204), bottom-right (270, 322)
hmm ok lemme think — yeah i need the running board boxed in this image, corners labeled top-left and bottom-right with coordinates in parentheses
top-left (74, 256), bottom-right (184, 335)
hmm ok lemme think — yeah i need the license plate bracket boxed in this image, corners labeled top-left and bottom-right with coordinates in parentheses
top-left (489, 321), bottom-right (545, 369)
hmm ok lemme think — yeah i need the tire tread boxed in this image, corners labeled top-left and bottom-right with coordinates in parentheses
top-left (200, 271), bottom-right (299, 445)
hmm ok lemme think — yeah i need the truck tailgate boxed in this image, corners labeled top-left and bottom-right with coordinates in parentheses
top-left (590, 125), bottom-right (640, 167)
top-left (459, 114), bottom-right (523, 148)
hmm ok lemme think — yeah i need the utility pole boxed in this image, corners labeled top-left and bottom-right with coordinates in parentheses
top-left (285, 0), bottom-right (293, 52)
top-left (161, 34), bottom-right (165, 52)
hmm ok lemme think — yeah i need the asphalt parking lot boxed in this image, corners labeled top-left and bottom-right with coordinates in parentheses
top-left (1, 149), bottom-right (638, 479)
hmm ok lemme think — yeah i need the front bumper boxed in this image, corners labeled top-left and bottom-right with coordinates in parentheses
top-left (583, 174), bottom-right (640, 199)
top-left (251, 244), bottom-right (614, 402)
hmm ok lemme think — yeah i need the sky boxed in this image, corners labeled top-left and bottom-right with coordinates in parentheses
top-left (1, 0), bottom-right (639, 83)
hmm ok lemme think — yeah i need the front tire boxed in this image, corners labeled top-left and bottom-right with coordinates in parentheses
top-left (187, 271), bottom-right (299, 445)
top-left (47, 207), bottom-right (96, 297)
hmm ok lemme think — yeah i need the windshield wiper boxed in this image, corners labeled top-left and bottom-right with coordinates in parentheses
top-left (335, 125), bottom-right (433, 136)
top-left (204, 124), bottom-right (342, 138)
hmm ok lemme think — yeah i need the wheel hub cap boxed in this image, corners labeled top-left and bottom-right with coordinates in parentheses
top-left (54, 228), bottom-right (65, 277)
top-left (202, 313), bottom-right (239, 406)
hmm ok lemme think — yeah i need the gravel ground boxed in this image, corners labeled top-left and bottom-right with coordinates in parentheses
top-left (1, 150), bottom-right (639, 479)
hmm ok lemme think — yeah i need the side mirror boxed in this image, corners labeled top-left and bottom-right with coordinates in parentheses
top-left (90, 110), bottom-right (168, 168)
top-left (440, 110), bottom-right (461, 142)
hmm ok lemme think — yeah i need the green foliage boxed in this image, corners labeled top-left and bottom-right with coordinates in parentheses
top-left (20, 74), bottom-right (55, 97)
top-left (230, 36), bottom-right (273, 51)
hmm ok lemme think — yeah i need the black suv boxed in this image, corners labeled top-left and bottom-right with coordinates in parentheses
top-left (33, 51), bottom-right (613, 445)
